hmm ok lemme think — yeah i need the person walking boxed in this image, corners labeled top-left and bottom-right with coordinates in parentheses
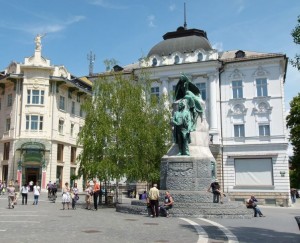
top-left (33, 183), bottom-right (41, 205)
top-left (62, 182), bottom-right (71, 210)
top-left (93, 179), bottom-right (100, 211)
top-left (21, 183), bottom-right (29, 205)
top-left (14, 180), bottom-right (20, 205)
top-left (207, 179), bottom-right (225, 204)
top-left (291, 188), bottom-right (297, 204)
top-left (71, 182), bottom-right (79, 210)
top-left (148, 184), bottom-right (160, 218)
top-left (7, 181), bottom-right (15, 209)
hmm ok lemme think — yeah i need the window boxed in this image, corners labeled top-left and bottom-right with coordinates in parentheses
top-left (152, 58), bottom-right (157, 66)
top-left (232, 80), bottom-right (243, 99)
top-left (70, 123), bottom-right (74, 137)
top-left (195, 83), bottom-right (206, 100)
top-left (172, 85), bottom-right (177, 101)
top-left (57, 144), bottom-right (64, 161)
top-left (235, 158), bottom-right (273, 186)
top-left (71, 147), bottom-right (77, 163)
top-left (79, 105), bottom-right (83, 117)
top-left (259, 125), bottom-right (270, 136)
top-left (197, 53), bottom-right (203, 61)
top-left (3, 142), bottom-right (10, 160)
top-left (59, 96), bottom-right (65, 110)
top-left (5, 118), bottom-right (11, 131)
top-left (27, 90), bottom-right (44, 104)
top-left (256, 78), bottom-right (268, 97)
top-left (174, 55), bottom-right (179, 64)
top-left (151, 87), bottom-right (160, 99)
top-left (71, 101), bottom-right (75, 115)
top-left (59, 119), bottom-right (64, 134)
top-left (7, 94), bottom-right (12, 107)
top-left (26, 115), bottom-right (43, 130)
top-left (77, 94), bottom-right (80, 102)
top-left (234, 124), bottom-right (245, 138)
top-left (0, 98), bottom-right (2, 110)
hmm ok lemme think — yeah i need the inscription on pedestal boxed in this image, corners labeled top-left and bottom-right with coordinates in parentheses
top-left (169, 162), bottom-right (193, 171)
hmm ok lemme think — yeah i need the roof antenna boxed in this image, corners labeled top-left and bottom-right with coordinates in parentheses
top-left (184, 2), bottom-right (187, 30)
top-left (87, 51), bottom-right (96, 76)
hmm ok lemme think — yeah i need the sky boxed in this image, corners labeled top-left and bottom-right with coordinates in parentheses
top-left (0, 0), bottom-right (299, 110)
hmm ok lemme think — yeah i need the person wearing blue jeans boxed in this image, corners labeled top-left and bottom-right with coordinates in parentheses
top-left (33, 183), bottom-right (41, 205)
top-left (246, 195), bottom-right (265, 217)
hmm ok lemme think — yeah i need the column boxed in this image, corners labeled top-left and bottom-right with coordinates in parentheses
top-left (208, 74), bottom-right (218, 132)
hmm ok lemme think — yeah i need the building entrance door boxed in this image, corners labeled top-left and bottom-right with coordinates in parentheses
top-left (26, 168), bottom-right (40, 185)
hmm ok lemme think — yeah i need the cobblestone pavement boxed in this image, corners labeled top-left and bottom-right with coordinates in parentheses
top-left (0, 192), bottom-right (299, 243)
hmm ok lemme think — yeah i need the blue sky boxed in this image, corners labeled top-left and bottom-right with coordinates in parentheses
top-left (0, 0), bottom-right (299, 109)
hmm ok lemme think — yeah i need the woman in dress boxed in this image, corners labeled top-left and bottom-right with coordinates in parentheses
top-left (71, 182), bottom-right (79, 210)
top-left (62, 182), bottom-right (71, 210)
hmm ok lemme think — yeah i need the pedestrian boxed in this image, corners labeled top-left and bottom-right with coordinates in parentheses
top-left (92, 179), bottom-right (100, 211)
top-left (71, 182), bottom-right (79, 210)
top-left (33, 182), bottom-right (41, 205)
top-left (246, 195), bottom-right (265, 217)
top-left (21, 183), bottom-right (29, 205)
top-left (14, 180), bottom-right (20, 205)
top-left (29, 180), bottom-right (34, 192)
top-left (207, 179), bottom-right (225, 204)
top-left (85, 182), bottom-right (92, 210)
top-left (291, 188), bottom-right (297, 204)
top-left (141, 191), bottom-right (147, 200)
top-left (0, 180), bottom-right (3, 195)
top-left (62, 182), bottom-right (71, 210)
top-left (46, 181), bottom-right (52, 198)
top-left (148, 184), bottom-right (160, 218)
top-left (7, 181), bottom-right (15, 209)
top-left (160, 191), bottom-right (174, 217)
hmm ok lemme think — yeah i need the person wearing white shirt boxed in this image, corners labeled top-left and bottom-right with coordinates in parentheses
top-left (33, 183), bottom-right (41, 205)
top-left (21, 183), bottom-right (29, 205)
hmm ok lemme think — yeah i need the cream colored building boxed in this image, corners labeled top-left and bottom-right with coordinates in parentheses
top-left (0, 35), bottom-right (91, 190)
top-left (90, 25), bottom-right (290, 205)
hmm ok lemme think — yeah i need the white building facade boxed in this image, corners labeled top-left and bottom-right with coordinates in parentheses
top-left (0, 36), bottom-right (91, 190)
top-left (111, 26), bottom-right (290, 205)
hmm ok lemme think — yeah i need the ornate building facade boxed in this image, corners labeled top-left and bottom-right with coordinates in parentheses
top-left (0, 36), bottom-right (91, 190)
top-left (90, 25), bottom-right (290, 205)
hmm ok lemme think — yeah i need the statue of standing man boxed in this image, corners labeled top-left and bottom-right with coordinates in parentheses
top-left (172, 100), bottom-right (192, 156)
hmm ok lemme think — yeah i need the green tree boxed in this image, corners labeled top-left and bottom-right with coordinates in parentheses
top-left (77, 70), bottom-right (171, 201)
top-left (287, 94), bottom-right (300, 188)
top-left (291, 15), bottom-right (300, 70)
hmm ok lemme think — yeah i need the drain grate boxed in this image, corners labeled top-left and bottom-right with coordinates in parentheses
top-left (82, 230), bottom-right (102, 233)
top-left (144, 222), bottom-right (159, 225)
top-left (125, 219), bottom-right (138, 221)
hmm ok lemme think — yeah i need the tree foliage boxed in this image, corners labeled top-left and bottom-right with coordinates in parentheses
top-left (287, 94), bottom-right (300, 188)
top-left (291, 15), bottom-right (300, 70)
top-left (77, 70), bottom-right (171, 185)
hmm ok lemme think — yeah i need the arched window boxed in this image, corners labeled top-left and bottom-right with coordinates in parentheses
top-left (174, 55), bottom-right (180, 64)
top-left (197, 53), bottom-right (203, 61)
top-left (152, 58), bottom-right (157, 66)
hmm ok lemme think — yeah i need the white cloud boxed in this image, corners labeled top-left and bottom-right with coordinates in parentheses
top-left (88, 0), bottom-right (127, 9)
top-left (212, 42), bottom-right (223, 51)
top-left (0, 15), bottom-right (86, 35)
top-left (147, 15), bottom-right (156, 28)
